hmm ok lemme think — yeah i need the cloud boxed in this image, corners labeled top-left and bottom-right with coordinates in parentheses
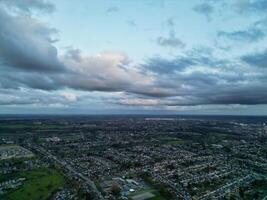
top-left (1, 0), bottom-right (267, 111)
top-left (0, 88), bottom-right (76, 106)
top-left (142, 56), bottom-right (194, 74)
top-left (0, 96), bottom-right (34, 106)
top-left (61, 92), bottom-right (77, 102)
top-left (254, 16), bottom-right (267, 27)
top-left (158, 18), bottom-right (185, 49)
top-left (161, 17), bottom-right (175, 30)
top-left (135, 48), bottom-right (267, 106)
top-left (118, 98), bottom-right (160, 106)
top-left (113, 79), bottom-right (267, 106)
top-left (59, 51), bottom-right (141, 92)
top-left (5, 72), bottom-right (59, 90)
top-left (193, 3), bottom-right (214, 21)
top-left (64, 47), bottom-right (82, 62)
top-left (157, 30), bottom-right (185, 48)
top-left (242, 49), bottom-right (267, 68)
top-left (2, 44), bottom-right (267, 107)
top-left (166, 18), bottom-right (174, 27)
top-left (0, 4), bottom-right (64, 72)
top-left (235, 0), bottom-right (267, 14)
top-left (218, 28), bottom-right (265, 42)
top-left (127, 20), bottom-right (136, 27)
top-left (0, 0), bottom-right (55, 13)
top-left (106, 6), bottom-right (118, 13)
top-left (142, 49), bottom-right (228, 75)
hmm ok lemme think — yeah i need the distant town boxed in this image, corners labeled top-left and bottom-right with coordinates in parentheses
top-left (0, 115), bottom-right (267, 200)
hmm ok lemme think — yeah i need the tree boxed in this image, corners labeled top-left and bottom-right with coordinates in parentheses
top-left (239, 187), bottom-right (244, 198)
top-left (111, 182), bottom-right (121, 196)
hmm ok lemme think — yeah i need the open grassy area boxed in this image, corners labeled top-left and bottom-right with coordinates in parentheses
top-left (167, 140), bottom-right (184, 145)
top-left (0, 144), bottom-right (19, 148)
top-left (149, 196), bottom-right (166, 200)
top-left (244, 179), bottom-right (267, 199)
top-left (158, 136), bottom-right (184, 145)
top-left (139, 172), bottom-right (175, 200)
top-left (129, 189), bottom-right (167, 200)
top-left (3, 168), bottom-right (65, 200)
top-left (129, 189), bottom-right (155, 197)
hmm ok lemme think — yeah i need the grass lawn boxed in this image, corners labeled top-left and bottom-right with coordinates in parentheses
top-left (129, 189), bottom-right (155, 197)
top-left (167, 140), bottom-right (184, 145)
top-left (149, 196), bottom-right (166, 200)
top-left (3, 168), bottom-right (65, 200)
top-left (158, 136), bottom-right (184, 145)
top-left (129, 189), bottom-right (167, 200)
top-left (0, 144), bottom-right (19, 148)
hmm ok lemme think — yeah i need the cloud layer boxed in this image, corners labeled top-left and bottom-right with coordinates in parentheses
top-left (1, 0), bottom-right (267, 114)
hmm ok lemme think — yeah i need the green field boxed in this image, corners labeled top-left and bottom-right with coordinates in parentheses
top-left (244, 179), bottom-right (267, 199)
top-left (129, 189), bottom-right (155, 197)
top-left (167, 140), bottom-right (184, 145)
top-left (0, 144), bottom-right (20, 149)
top-left (149, 197), bottom-right (166, 200)
top-left (129, 189), bottom-right (167, 200)
top-left (3, 168), bottom-right (65, 200)
top-left (158, 136), bottom-right (184, 145)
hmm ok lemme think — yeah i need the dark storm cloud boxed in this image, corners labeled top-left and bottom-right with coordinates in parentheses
top-left (242, 49), bottom-right (267, 68)
top-left (115, 82), bottom-right (267, 106)
top-left (0, 3), bottom-right (65, 72)
top-left (129, 47), bottom-right (267, 106)
top-left (129, 87), bottom-right (176, 98)
top-left (0, 71), bottom-right (59, 91)
top-left (125, 74), bottom-right (267, 106)
top-left (218, 28), bottom-right (265, 42)
top-left (14, 73), bottom-right (59, 90)
top-left (0, 74), bottom-right (21, 89)
top-left (193, 3), bottom-right (214, 21)
top-left (206, 93), bottom-right (267, 105)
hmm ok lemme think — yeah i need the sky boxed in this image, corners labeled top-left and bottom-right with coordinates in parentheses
top-left (1, 0), bottom-right (267, 115)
